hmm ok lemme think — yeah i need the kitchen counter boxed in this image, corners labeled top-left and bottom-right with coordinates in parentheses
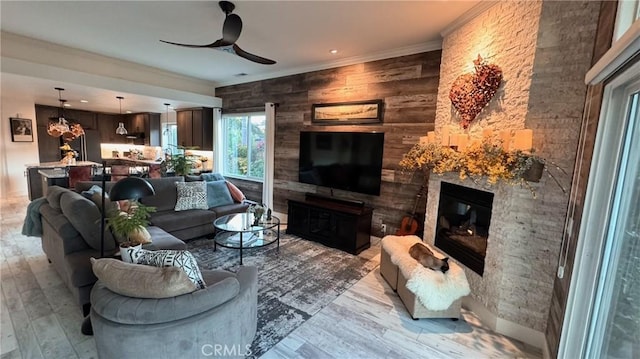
top-left (38, 168), bottom-right (68, 179)
top-left (25, 161), bottom-right (100, 200)
top-left (102, 157), bottom-right (164, 165)
top-left (26, 161), bottom-right (101, 169)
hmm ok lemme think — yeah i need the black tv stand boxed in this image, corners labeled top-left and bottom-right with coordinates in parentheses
top-left (287, 194), bottom-right (372, 255)
top-left (304, 193), bottom-right (365, 208)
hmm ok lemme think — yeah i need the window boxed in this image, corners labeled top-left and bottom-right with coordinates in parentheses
top-left (221, 113), bottom-right (265, 180)
top-left (613, 0), bottom-right (640, 41)
top-left (162, 123), bottom-right (178, 153)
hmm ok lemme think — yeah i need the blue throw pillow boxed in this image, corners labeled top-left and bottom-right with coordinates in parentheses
top-left (206, 180), bottom-right (234, 208)
top-left (201, 172), bottom-right (225, 181)
top-left (81, 185), bottom-right (116, 214)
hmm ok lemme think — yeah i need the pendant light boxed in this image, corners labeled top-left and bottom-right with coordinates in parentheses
top-left (115, 96), bottom-right (128, 135)
top-left (47, 87), bottom-right (85, 140)
top-left (163, 103), bottom-right (171, 135)
top-left (47, 88), bottom-right (71, 136)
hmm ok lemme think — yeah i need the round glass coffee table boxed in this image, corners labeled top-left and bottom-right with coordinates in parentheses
top-left (213, 213), bottom-right (280, 265)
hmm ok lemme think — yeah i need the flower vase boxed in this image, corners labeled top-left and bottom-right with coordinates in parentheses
top-left (119, 242), bottom-right (143, 263)
top-left (523, 160), bottom-right (544, 182)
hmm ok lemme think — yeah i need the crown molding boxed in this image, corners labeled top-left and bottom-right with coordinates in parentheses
top-left (215, 40), bottom-right (442, 88)
top-left (441, 1), bottom-right (499, 37)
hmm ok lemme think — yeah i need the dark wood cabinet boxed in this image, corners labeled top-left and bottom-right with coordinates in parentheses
top-left (97, 113), bottom-right (122, 144)
top-left (287, 194), bottom-right (373, 255)
top-left (36, 105), bottom-right (162, 164)
top-left (95, 112), bottom-right (161, 145)
top-left (124, 113), bottom-right (161, 146)
top-left (176, 107), bottom-right (213, 150)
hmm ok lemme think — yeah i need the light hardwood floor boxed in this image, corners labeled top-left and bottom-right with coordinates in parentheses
top-left (1, 196), bottom-right (541, 358)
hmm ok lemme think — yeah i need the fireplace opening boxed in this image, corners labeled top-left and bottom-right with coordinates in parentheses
top-left (435, 182), bottom-right (494, 276)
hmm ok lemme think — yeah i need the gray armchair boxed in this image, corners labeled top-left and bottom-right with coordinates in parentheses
top-left (90, 266), bottom-right (258, 358)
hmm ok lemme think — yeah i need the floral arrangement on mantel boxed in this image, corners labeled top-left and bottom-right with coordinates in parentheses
top-left (399, 138), bottom-right (566, 197)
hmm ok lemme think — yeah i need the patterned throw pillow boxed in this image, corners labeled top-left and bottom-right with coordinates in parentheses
top-left (135, 249), bottom-right (206, 289)
top-left (174, 181), bottom-right (208, 211)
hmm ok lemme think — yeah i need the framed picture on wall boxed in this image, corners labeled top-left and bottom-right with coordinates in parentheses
top-left (10, 117), bottom-right (34, 142)
top-left (311, 99), bottom-right (383, 125)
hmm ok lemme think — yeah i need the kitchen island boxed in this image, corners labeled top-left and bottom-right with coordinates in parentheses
top-left (25, 161), bottom-right (100, 200)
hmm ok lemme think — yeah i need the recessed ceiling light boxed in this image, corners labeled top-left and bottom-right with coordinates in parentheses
top-left (330, 49), bottom-right (338, 54)
top-left (80, 99), bottom-right (88, 103)
top-left (126, 110), bottom-right (132, 114)
top-left (63, 103), bottom-right (71, 107)
top-left (235, 73), bottom-right (248, 77)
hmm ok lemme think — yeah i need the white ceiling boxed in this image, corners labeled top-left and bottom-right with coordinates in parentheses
top-left (0, 0), bottom-right (481, 113)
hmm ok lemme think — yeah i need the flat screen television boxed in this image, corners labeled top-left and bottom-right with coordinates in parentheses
top-left (298, 131), bottom-right (385, 196)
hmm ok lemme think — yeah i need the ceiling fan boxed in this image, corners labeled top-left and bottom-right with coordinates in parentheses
top-left (160, 1), bottom-right (276, 65)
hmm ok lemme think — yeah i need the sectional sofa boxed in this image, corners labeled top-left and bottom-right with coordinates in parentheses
top-left (39, 176), bottom-right (249, 314)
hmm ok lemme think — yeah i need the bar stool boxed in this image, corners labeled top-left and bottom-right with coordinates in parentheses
top-left (68, 166), bottom-right (93, 189)
top-left (110, 165), bottom-right (130, 182)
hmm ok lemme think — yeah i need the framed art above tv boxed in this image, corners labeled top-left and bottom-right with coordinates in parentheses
top-left (311, 99), bottom-right (383, 125)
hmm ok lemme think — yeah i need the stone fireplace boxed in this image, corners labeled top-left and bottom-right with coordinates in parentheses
top-left (435, 182), bottom-right (493, 276)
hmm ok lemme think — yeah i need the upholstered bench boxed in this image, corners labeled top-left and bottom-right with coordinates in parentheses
top-left (380, 235), bottom-right (469, 320)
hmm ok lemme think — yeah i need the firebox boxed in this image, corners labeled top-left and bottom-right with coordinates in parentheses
top-left (435, 182), bottom-right (494, 276)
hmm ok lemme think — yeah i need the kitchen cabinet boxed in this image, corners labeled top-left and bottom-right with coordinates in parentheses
top-left (96, 112), bottom-right (160, 145)
top-left (97, 113), bottom-right (122, 143)
top-left (176, 107), bottom-right (213, 150)
top-left (123, 113), bottom-right (161, 146)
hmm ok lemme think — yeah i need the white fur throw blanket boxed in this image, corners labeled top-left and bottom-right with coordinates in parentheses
top-left (381, 235), bottom-right (470, 311)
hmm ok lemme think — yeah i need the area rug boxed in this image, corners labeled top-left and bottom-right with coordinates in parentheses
top-left (187, 234), bottom-right (379, 358)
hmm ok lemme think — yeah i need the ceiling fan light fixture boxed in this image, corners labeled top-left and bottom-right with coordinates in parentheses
top-left (159, 1), bottom-right (276, 65)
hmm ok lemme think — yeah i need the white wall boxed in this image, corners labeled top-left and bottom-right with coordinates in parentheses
top-left (0, 95), bottom-right (39, 199)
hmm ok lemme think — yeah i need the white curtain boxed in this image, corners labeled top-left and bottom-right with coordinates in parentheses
top-left (263, 103), bottom-right (276, 209)
top-left (213, 107), bottom-right (223, 173)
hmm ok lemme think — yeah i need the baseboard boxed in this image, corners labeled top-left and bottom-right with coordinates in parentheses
top-left (462, 297), bottom-right (545, 349)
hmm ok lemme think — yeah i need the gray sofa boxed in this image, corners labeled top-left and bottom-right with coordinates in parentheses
top-left (91, 266), bottom-right (258, 358)
top-left (75, 176), bottom-right (250, 241)
top-left (40, 176), bottom-right (249, 315)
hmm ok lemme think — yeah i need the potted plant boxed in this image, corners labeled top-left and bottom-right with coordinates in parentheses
top-left (164, 146), bottom-right (199, 176)
top-left (107, 201), bottom-right (156, 261)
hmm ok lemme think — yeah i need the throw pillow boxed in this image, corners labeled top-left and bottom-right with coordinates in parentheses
top-left (174, 181), bottom-right (208, 211)
top-left (206, 180), bottom-right (234, 208)
top-left (135, 249), bottom-right (206, 289)
top-left (90, 258), bottom-right (197, 298)
top-left (225, 181), bottom-right (246, 202)
top-left (201, 172), bottom-right (225, 181)
top-left (81, 185), bottom-right (118, 214)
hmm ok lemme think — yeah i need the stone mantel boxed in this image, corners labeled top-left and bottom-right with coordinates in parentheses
top-left (424, 173), bottom-right (552, 331)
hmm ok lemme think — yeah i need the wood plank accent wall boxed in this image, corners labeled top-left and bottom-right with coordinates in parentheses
top-left (544, 1), bottom-right (617, 356)
top-left (216, 51), bottom-right (441, 236)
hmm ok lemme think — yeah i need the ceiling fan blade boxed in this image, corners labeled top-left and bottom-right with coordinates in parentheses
top-left (159, 39), bottom-right (221, 48)
top-left (232, 44), bottom-right (276, 65)
top-left (221, 13), bottom-right (242, 45)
